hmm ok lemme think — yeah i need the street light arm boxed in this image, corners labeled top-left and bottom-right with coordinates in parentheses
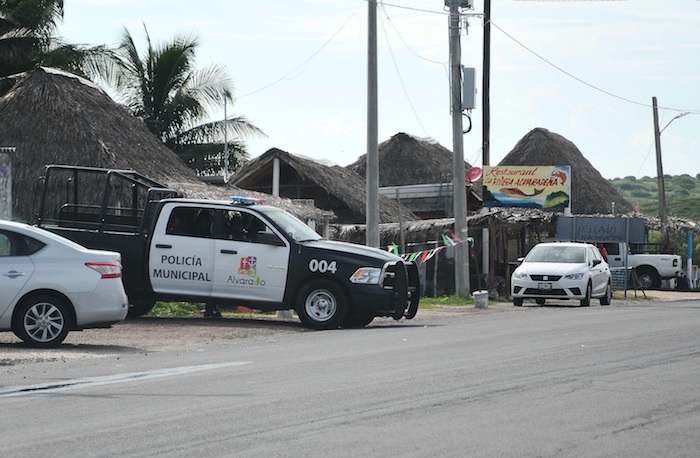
top-left (660, 111), bottom-right (690, 134)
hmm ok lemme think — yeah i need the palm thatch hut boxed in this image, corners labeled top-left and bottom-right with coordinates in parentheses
top-left (347, 132), bottom-right (460, 186)
top-left (0, 67), bottom-right (327, 223)
top-left (498, 127), bottom-right (633, 215)
top-left (346, 132), bottom-right (482, 218)
top-left (231, 148), bottom-right (417, 224)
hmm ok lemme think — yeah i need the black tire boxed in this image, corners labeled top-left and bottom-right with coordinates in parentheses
top-left (513, 298), bottom-right (523, 306)
top-left (13, 293), bottom-right (71, 348)
top-left (600, 282), bottom-right (612, 306)
top-left (580, 282), bottom-right (592, 306)
top-left (296, 279), bottom-right (348, 330)
top-left (343, 313), bottom-right (374, 328)
top-left (536, 298), bottom-right (546, 305)
top-left (636, 267), bottom-right (660, 289)
top-left (127, 301), bottom-right (156, 318)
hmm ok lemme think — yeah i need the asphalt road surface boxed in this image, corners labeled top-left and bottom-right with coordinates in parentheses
top-left (2, 299), bottom-right (700, 457)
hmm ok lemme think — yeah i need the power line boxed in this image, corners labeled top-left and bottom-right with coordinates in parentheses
top-left (489, 20), bottom-right (700, 115)
top-left (237, 4), bottom-right (363, 100)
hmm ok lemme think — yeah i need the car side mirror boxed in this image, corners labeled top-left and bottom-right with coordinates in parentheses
top-left (592, 259), bottom-right (602, 266)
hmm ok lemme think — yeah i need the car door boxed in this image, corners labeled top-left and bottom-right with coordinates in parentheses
top-left (148, 205), bottom-right (215, 297)
top-left (0, 231), bottom-right (35, 318)
top-left (588, 246), bottom-right (607, 295)
top-left (212, 210), bottom-right (290, 303)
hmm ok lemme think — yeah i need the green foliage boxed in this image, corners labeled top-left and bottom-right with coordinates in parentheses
top-left (148, 302), bottom-right (201, 316)
top-left (609, 174), bottom-right (700, 220)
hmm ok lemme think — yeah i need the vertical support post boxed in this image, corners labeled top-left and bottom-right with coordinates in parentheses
top-left (448, 2), bottom-right (470, 297)
top-left (366, 0), bottom-right (380, 248)
top-left (652, 96), bottom-right (667, 225)
top-left (272, 157), bottom-right (280, 197)
top-left (0, 147), bottom-right (13, 220)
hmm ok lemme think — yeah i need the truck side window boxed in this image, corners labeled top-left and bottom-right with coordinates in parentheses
top-left (603, 243), bottom-right (619, 256)
top-left (166, 208), bottom-right (190, 235)
top-left (186, 209), bottom-right (213, 237)
top-left (223, 211), bottom-right (247, 241)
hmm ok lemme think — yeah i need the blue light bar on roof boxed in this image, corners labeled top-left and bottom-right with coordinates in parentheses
top-left (230, 196), bottom-right (265, 205)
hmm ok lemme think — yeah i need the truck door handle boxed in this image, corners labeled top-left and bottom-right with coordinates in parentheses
top-left (220, 249), bottom-right (238, 255)
top-left (2, 270), bottom-right (25, 278)
top-left (155, 244), bottom-right (172, 249)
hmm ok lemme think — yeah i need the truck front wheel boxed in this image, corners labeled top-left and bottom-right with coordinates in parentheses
top-left (296, 280), bottom-right (348, 330)
top-left (635, 267), bottom-right (660, 289)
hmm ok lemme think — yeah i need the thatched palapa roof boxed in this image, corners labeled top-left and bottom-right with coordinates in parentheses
top-left (0, 67), bottom-right (326, 222)
top-left (498, 128), bottom-right (633, 214)
top-left (231, 148), bottom-right (417, 224)
top-left (347, 132), bottom-right (469, 186)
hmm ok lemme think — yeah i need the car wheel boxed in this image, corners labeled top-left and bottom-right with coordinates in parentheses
top-left (296, 279), bottom-right (348, 330)
top-left (600, 282), bottom-right (612, 306)
top-left (536, 298), bottom-right (546, 305)
top-left (580, 282), bottom-right (592, 306)
top-left (13, 293), bottom-right (71, 348)
top-left (343, 313), bottom-right (374, 328)
top-left (513, 298), bottom-right (523, 306)
top-left (636, 267), bottom-right (660, 289)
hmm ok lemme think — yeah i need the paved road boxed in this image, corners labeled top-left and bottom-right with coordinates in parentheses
top-left (2, 300), bottom-right (700, 457)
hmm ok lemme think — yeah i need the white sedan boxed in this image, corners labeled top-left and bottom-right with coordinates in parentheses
top-left (511, 242), bottom-right (612, 307)
top-left (0, 220), bottom-right (128, 347)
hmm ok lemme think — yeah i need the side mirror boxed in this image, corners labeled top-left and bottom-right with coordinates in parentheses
top-left (592, 259), bottom-right (602, 267)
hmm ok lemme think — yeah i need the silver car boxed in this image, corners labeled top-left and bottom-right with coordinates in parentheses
top-left (0, 220), bottom-right (129, 347)
top-left (511, 242), bottom-right (612, 306)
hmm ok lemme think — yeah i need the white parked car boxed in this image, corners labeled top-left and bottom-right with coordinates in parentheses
top-left (0, 220), bottom-right (128, 347)
top-left (511, 242), bottom-right (612, 307)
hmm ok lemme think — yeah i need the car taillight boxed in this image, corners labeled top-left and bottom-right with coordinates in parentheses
top-left (86, 262), bottom-right (122, 278)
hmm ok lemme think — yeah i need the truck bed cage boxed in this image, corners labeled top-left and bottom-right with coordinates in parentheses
top-left (35, 165), bottom-right (182, 234)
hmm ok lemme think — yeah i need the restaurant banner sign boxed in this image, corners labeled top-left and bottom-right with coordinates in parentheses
top-left (482, 165), bottom-right (571, 210)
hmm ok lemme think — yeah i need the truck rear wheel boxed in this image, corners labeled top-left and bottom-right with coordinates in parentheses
top-left (127, 301), bottom-right (156, 318)
top-left (296, 279), bottom-right (347, 330)
top-left (635, 267), bottom-right (660, 289)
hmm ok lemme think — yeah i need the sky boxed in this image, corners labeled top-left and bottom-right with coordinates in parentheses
top-left (60, 0), bottom-right (700, 180)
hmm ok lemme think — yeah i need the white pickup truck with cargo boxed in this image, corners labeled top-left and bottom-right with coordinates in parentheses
top-left (34, 165), bottom-right (420, 329)
top-left (602, 242), bottom-right (682, 289)
top-left (557, 216), bottom-right (683, 290)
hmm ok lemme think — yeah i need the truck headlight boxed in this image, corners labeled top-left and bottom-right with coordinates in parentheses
top-left (350, 267), bottom-right (381, 284)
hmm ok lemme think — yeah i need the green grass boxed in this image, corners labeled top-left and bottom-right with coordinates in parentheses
top-left (421, 295), bottom-right (475, 307)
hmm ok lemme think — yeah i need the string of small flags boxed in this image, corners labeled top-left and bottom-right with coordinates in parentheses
top-left (387, 233), bottom-right (474, 265)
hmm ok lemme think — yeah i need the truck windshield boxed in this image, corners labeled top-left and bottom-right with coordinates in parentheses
top-left (264, 209), bottom-right (322, 242)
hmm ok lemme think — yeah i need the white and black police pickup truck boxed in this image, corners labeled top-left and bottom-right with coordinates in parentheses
top-left (35, 165), bottom-right (420, 329)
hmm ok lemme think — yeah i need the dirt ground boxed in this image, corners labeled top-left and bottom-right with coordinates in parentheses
top-left (1, 289), bottom-right (698, 362)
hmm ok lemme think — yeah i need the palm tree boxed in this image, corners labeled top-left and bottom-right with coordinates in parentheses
top-left (97, 25), bottom-right (263, 176)
top-left (0, 0), bottom-right (109, 95)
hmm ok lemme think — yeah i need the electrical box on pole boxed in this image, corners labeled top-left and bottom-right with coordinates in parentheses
top-left (462, 66), bottom-right (476, 110)
top-left (444, 0), bottom-right (473, 8)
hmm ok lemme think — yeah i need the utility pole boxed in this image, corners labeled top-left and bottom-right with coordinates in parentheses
top-left (482, 0), bottom-right (491, 167)
top-left (652, 96), bottom-right (668, 225)
top-left (366, 0), bottom-right (380, 248)
top-left (447, 0), bottom-right (470, 297)
top-left (482, 0), bottom-right (492, 294)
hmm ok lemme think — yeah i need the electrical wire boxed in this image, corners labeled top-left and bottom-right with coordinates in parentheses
top-left (377, 4), bottom-right (431, 137)
top-left (237, 4), bottom-right (363, 100)
top-left (490, 20), bottom-right (700, 115)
